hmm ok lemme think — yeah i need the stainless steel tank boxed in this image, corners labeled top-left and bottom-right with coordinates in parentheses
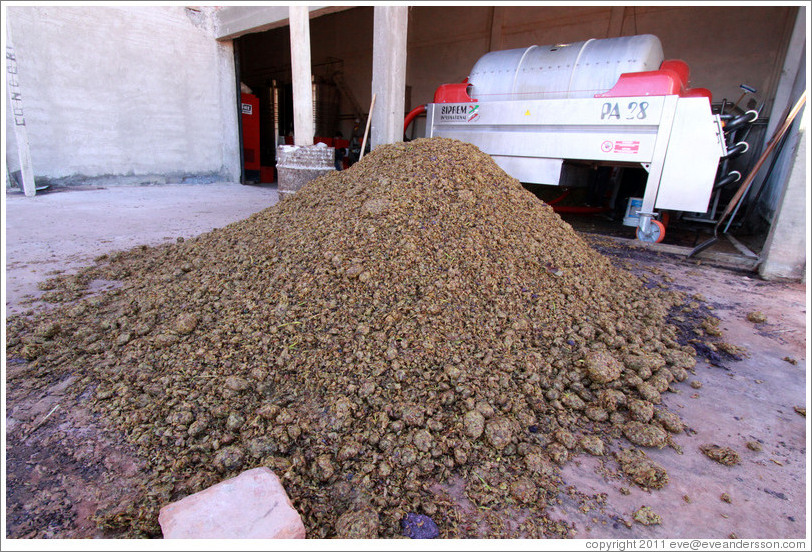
top-left (468, 34), bottom-right (664, 101)
top-left (312, 77), bottom-right (340, 138)
top-left (268, 77), bottom-right (340, 141)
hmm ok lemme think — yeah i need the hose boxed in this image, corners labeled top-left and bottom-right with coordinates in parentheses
top-left (713, 170), bottom-right (742, 191)
top-left (724, 109), bottom-right (758, 133)
top-left (404, 104), bottom-right (427, 134)
top-left (547, 188), bottom-right (610, 214)
top-left (546, 189), bottom-right (571, 206)
top-left (723, 141), bottom-right (749, 159)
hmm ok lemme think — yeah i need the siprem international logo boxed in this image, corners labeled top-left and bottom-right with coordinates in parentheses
top-left (439, 104), bottom-right (480, 122)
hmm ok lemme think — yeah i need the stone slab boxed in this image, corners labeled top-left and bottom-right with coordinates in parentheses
top-left (158, 467), bottom-right (305, 539)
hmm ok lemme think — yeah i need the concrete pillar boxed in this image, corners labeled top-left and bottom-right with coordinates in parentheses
top-left (275, 6), bottom-right (333, 197)
top-left (5, 19), bottom-right (36, 197)
top-left (370, 6), bottom-right (408, 149)
top-left (758, 110), bottom-right (807, 281)
top-left (289, 6), bottom-right (314, 146)
top-left (763, 8), bottom-right (805, 145)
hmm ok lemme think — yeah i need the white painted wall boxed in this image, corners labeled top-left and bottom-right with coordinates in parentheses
top-left (4, 6), bottom-right (240, 185)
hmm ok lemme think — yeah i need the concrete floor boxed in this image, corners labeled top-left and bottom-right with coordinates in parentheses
top-left (4, 183), bottom-right (280, 315)
top-left (3, 182), bottom-right (808, 539)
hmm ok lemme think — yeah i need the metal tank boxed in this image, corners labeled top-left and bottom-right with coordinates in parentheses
top-left (268, 77), bottom-right (341, 141)
top-left (312, 76), bottom-right (340, 138)
top-left (468, 34), bottom-right (664, 101)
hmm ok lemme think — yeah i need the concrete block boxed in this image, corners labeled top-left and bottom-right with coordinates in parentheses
top-left (276, 144), bottom-right (334, 196)
top-left (158, 467), bottom-right (306, 539)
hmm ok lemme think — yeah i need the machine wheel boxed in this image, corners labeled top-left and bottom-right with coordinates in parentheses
top-left (636, 220), bottom-right (666, 243)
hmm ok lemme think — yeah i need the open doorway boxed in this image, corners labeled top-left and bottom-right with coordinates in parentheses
top-left (232, 7), bottom-right (372, 185)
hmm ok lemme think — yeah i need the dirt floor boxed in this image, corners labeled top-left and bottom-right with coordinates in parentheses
top-left (3, 183), bottom-right (808, 540)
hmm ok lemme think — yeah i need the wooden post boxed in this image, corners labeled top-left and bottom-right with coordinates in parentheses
top-left (359, 94), bottom-right (376, 161)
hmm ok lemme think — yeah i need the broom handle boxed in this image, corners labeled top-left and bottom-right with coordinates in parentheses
top-left (359, 94), bottom-right (377, 161)
top-left (715, 90), bottom-right (806, 231)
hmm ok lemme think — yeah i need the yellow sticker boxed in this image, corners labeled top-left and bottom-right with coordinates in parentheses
top-left (524, 110), bottom-right (531, 116)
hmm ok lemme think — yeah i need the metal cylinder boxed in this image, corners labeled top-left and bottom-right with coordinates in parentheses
top-left (468, 34), bottom-right (665, 101)
top-left (311, 78), bottom-right (340, 138)
top-left (269, 79), bottom-right (340, 141)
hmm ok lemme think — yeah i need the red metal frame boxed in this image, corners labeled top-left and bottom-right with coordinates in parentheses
top-left (596, 59), bottom-right (712, 102)
top-left (433, 79), bottom-right (476, 103)
top-left (431, 59), bottom-right (712, 104)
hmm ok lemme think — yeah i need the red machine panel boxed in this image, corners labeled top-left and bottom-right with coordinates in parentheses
top-left (241, 93), bottom-right (260, 171)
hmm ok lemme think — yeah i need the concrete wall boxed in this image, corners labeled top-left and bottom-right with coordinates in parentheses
top-left (758, 111), bottom-right (807, 281)
top-left (752, 49), bottom-right (807, 228)
top-left (4, 6), bottom-right (241, 186)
